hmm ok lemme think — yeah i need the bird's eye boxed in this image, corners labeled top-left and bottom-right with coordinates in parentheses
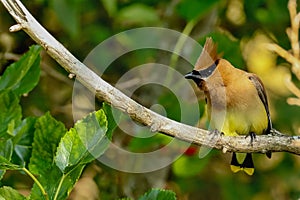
top-left (192, 70), bottom-right (200, 75)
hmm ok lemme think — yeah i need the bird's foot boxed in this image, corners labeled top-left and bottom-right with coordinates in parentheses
top-left (209, 129), bottom-right (224, 136)
top-left (245, 132), bottom-right (256, 146)
top-left (269, 128), bottom-right (285, 137)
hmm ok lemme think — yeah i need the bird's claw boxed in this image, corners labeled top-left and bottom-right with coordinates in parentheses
top-left (245, 132), bottom-right (256, 146)
top-left (269, 128), bottom-right (285, 137)
top-left (209, 129), bottom-right (224, 136)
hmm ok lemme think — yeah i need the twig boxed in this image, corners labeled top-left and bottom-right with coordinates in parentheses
top-left (286, 74), bottom-right (300, 106)
top-left (0, 52), bottom-right (20, 60)
top-left (285, 74), bottom-right (300, 99)
top-left (288, 0), bottom-right (300, 59)
top-left (0, 51), bottom-right (72, 85)
top-left (287, 98), bottom-right (300, 106)
top-left (22, 167), bottom-right (48, 200)
top-left (266, 43), bottom-right (299, 66)
top-left (288, 0), bottom-right (300, 79)
top-left (1, 0), bottom-right (300, 155)
top-left (268, 0), bottom-right (300, 107)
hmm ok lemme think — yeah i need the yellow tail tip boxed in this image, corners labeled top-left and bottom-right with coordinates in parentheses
top-left (230, 165), bottom-right (254, 175)
top-left (243, 168), bottom-right (255, 176)
top-left (230, 165), bottom-right (241, 173)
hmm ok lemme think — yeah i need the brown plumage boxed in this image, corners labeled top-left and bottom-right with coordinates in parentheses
top-left (185, 37), bottom-right (272, 175)
top-left (194, 37), bottom-right (219, 71)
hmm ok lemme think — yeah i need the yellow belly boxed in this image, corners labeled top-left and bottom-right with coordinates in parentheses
top-left (209, 102), bottom-right (268, 136)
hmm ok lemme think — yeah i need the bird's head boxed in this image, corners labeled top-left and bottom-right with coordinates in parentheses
top-left (185, 37), bottom-right (220, 89)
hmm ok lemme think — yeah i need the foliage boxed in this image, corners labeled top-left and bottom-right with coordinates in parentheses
top-left (0, 46), bottom-right (114, 199)
top-left (0, 44), bottom-right (177, 200)
top-left (138, 188), bottom-right (176, 200)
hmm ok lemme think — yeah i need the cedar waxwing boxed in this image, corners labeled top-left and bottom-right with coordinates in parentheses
top-left (185, 37), bottom-right (272, 175)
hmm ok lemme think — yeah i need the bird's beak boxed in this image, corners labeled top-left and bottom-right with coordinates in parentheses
top-left (184, 70), bottom-right (202, 81)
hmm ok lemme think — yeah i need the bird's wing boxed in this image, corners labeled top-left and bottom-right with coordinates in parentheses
top-left (248, 74), bottom-right (272, 133)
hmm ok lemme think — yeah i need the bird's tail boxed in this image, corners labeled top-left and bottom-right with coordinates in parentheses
top-left (230, 153), bottom-right (254, 175)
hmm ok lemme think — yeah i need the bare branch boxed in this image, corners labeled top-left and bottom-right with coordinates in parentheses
top-left (288, 0), bottom-right (300, 59)
top-left (268, 0), bottom-right (300, 108)
top-left (1, 0), bottom-right (300, 155)
top-left (266, 43), bottom-right (299, 66)
top-left (285, 74), bottom-right (300, 99)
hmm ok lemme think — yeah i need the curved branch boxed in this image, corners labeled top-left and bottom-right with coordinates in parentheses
top-left (1, 0), bottom-right (300, 155)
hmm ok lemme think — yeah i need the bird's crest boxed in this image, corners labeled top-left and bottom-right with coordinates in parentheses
top-left (194, 37), bottom-right (219, 71)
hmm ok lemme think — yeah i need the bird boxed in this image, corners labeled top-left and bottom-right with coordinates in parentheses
top-left (185, 37), bottom-right (272, 175)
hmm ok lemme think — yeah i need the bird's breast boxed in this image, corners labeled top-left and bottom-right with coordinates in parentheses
top-left (206, 80), bottom-right (269, 136)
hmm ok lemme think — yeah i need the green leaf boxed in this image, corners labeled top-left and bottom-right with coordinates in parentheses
top-left (28, 112), bottom-right (66, 199)
top-left (0, 91), bottom-right (21, 137)
top-left (0, 45), bottom-right (41, 96)
top-left (54, 127), bottom-right (84, 173)
top-left (0, 139), bottom-right (14, 180)
top-left (11, 117), bottom-right (36, 166)
top-left (116, 4), bottom-right (159, 26)
top-left (128, 134), bottom-right (172, 153)
top-left (102, 103), bottom-right (119, 140)
top-left (51, 164), bottom-right (85, 200)
top-left (158, 92), bottom-right (181, 122)
top-left (101, 0), bottom-right (117, 17)
top-left (172, 154), bottom-right (210, 178)
top-left (0, 156), bottom-right (21, 170)
top-left (29, 112), bottom-right (66, 176)
top-left (31, 110), bottom-right (109, 199)
top-left (0, 139), bottom-right (15, 180)
top-left (55, 109), bottom-right (108, 173)
top-left (30, 110), bottom-right (109, 199)
top-left (0, 140), bottom-right (13, 161)
top-left (29, 164), bottom-right (85, 200)
top-left (52, 0), bottom-right (80, 37)
top-left (176, 0), bottom-right (220, 21)
top-left (29, 168), bottom-right (62, 200)
top-left (139, 189), bottom-right (176, 200)
top-left (0, 186), bottom-right (26, 200)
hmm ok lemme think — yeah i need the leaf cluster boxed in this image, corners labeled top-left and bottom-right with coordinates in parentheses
top-left (0, 45), bottom-right (176, 200)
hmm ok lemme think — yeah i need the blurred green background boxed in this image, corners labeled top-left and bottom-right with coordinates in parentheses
top-left (1, 0), bottom-right (300, 199)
